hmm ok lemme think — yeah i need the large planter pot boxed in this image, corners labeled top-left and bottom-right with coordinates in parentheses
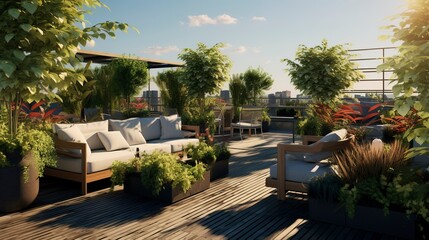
top-left (124, 171), bottom-right (210, 204)
top-left (0, 151), bottom-right (39, 213)
top-left (209, 159), bottom-right (229, 181)
top-left (309, 198), bottom-right (416, 239)
top-left (262, 121), bottom-right (270, 132)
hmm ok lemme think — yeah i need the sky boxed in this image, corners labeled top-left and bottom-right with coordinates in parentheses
top-left (83, 0), bottom-right (406, 97)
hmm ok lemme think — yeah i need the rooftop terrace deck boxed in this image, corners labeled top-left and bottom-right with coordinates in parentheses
top-left (0, 131), bottom-right (405, 239)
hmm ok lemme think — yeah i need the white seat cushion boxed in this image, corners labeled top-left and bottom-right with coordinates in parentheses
top-left (150, 138), bottom-right (200, 152)
top-left (55, 148), bottom-right (135, 173)
top-left (130, 143), bottom-right (172, 154)
top-left (269, 160), bottom-right (333, 183)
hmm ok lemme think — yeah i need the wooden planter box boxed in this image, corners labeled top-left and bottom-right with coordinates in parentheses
top-left (209, 159), bottom-right (229, 181)
top-left (309, 198), bottom-right (416, 239)
top-left (124, 171), bottom-right (210, 204)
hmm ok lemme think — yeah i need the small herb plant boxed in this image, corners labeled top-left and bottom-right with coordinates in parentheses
top-left (111, 151), bottom-right (206, 196)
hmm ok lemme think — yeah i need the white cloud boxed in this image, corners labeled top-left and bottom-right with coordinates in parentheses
top-left (252, 16), bottom-right (266, 22)
top-left (86, 39), bottom-right (95, 47)
top-left (232, 46), bottom-right (247, 54)
top-left (216, 14), bottom-right (238, 25)
top-left (188, 14), bottom-right (237, 27)
top-left (221, 43), bottom-right (233, 49)
top-left (144, 46), bottom-right (179, 56)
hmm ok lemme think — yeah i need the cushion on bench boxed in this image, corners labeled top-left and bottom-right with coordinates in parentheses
top-left (269, 160), bottom-right (333, 183)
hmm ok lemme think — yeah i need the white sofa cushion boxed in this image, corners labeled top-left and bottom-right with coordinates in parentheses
top-left (97, 131), bottom-right (130, 151)
top-left (56, 125), bottom-right (91, 158)
top-left (54, 120), bottom-right (108, 150)
top-left (269, 160), bottom-right (333, 183)
top-left (150, 138), bottom-right (199, 153)
top-left (109, 118), bottom-right (146, 145)
top-left (130, 143), bottom-right (172, 154)
top-left (139, 117), bottom-right (161, 140)
top-left (160, 114), bottom-right (184, 140)
top-left (55, 148), bottom-right (134, 173)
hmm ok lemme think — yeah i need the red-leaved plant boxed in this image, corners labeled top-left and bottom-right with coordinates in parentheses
top-left (334, 103), bottom-right (383, 126)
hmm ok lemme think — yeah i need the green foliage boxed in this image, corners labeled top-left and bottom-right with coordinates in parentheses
top-left (283, 39), bottom-right (363, 104)
top-left (214, 142), bottom-right (231, 161)
top-left (308, 174), bottom-right (343, 203)
top-left (179, 43), bottom-right (232, 99)
top-left (111, 151), bottom-right (206, 196)
top-left (0, 124), bottom-right (56, 178)
top-left (153, 69), bottom-right (188, 116)
top-left (182, 98), bottom-right (216, 134)
top-left (378, 0), bottom-right (429, 158)
top-left (261, 109), bottom-right (271, 123)
top-left (91, 64), bottom-right (116, 113)
top-left (242, 67), bottom-right (274, 105)
top-left (0, 0), bottom-right (130, 136)
top-left (111, 58), bottom-right (149, 105)
top-left (229, 74), bottom-right (247, 121)
top-left (58, 64), bottom-right (96, 118)
top-left (187, 142), bottom-right (216, 166)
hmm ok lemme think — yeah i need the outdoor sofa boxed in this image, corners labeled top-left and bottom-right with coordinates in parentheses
top-left (45, 115), bottom-right (200, 194)
top-left (265, 129), bottom-right (354, 200)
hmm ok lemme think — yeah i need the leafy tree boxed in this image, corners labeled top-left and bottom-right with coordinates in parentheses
top-left (58, 64), bottom-right (96, 119)
top-left (229, 73), bottom-right (247, 120)
top-left (153, 68), bottom-right (187, 116)
top-left (243, 67), bottom-right (274, 105)
top-left (0, 0), bottom-right (130, 136)
top-left (111, 58), bottom-right (149, 106)
top-left (378, 0), bottom-right (429, 151)
top-left (92, 64), bottom-right (116, 113)
top-left (178, 42), bottom-right (232, 112)
top-left (283, 39), bottom-right (363, 104)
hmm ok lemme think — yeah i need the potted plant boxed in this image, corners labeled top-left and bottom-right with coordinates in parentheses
top-left (261, 109), bottom-right (271, 132)
top-left (111, 151), bottom-right (209, 203)
top-left (308, 140), bottom-right (421, 238)
top-left (187, 141), bottom-right (231, 181)
top-left (0, 124), bottom-right (57, 213)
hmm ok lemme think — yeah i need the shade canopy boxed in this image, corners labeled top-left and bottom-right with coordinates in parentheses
top-left (77, 49), bottom-right (184, 69)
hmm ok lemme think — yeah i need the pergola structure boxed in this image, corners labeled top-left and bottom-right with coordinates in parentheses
top-left (76, 49), bottom-right (184, 69)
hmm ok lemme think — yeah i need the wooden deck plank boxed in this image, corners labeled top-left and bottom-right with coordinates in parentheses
top-left (0, 131), bottom-right (410, 239)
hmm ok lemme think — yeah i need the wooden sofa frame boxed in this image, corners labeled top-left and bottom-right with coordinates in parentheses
top-left (265, 136), bottom-right (354, 200)
top-left (45, 125), bottom-right (201, 195)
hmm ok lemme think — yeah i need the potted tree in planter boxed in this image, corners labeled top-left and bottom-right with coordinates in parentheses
top-left (261, 109), bottom-right (271, 132)
top-left (0, 123), bottom-right (57, 213)
top-left (0, 0), bottom-right (130, 212)
top-left (111, 151), bottom-right (209, 203)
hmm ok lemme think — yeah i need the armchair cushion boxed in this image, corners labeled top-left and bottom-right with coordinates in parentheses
top-left (301, 128), bottom-right (348, 163)
top-left (269, 160), bottom-right (333, 183)
top-left (109, 118), bottom-right (146, 145)
top-left (318, 128), bottom-right (347, 142)
top-left (160, 114), bottom-right (184, 140)
top-left (97, 131), bottom-right (130, 151)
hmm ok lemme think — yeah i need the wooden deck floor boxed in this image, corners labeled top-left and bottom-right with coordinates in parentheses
top-left (0, 131), bottom-right (407, 239)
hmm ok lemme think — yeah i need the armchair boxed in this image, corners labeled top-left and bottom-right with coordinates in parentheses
top-left (265, 129), bottom-right (354, 200)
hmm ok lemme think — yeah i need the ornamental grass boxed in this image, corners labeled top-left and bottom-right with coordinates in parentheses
top-left (332, 140), bottom-right (409, 184)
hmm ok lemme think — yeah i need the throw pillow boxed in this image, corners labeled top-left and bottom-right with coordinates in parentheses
top-left (318, 128), bottom-right (347, 142)
top-left (160, 114), bottom-right (184, 140)
top-left (97, 131), bottom-right (130, 151)
top-left (53, 120), bottom-right (108, 150)
top-left (109, 118), bottom-right (146, 145)
top-left (139, 117), bottom-right (161, 140)
top-left (56, 125), bottom-right (92, 158)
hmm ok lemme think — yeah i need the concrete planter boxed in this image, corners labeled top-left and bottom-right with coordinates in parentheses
top-left (124, 171), bottom-right (210, 204)
top-left (309, 198), bottom-right (416, 239)
top-left (209, 159), bottom-right (229, 181)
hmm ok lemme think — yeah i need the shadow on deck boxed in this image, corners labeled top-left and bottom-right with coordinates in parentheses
top-left (0, 131), bottom-right (409, 239)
